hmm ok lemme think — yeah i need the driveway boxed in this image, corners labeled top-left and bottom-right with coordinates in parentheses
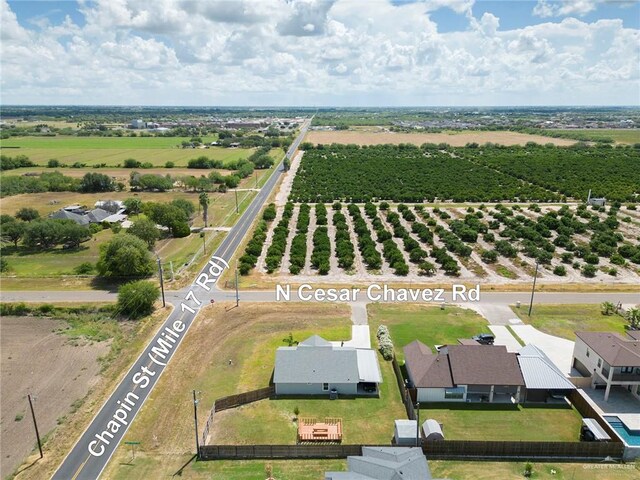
top-left (510, 324), bottom-right (575, 375)
top-left (488, 325), bottom-right (522, 352)
top-left (331, 325), bottom-right (371, 349)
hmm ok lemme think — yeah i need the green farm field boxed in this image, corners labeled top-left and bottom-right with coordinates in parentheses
top-left (1, 134), bottom-right (254, 167)
top-left (547, 129), bottom-right (640, 144)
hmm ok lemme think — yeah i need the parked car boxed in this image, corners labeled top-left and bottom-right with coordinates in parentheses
top-left (472, 333), bottom-right (495, 345)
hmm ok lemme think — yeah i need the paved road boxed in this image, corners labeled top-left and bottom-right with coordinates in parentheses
top-left (51, 119), bottom-right (312, 480)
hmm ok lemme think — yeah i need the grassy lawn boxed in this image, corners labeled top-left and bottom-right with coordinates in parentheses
top-left (209, 358), bottom-right (404, 445)
top-left (110, 455), bottom-right (346, 480)
top-left (367, 304), bottom-right (491, 361)
top-left (419, 403), bottom-right (583, 442)
top-left (102, 303), bottom-right (359, 479)
top-left (430, 460), bottom-right (639, 480)
top-left (512, 304), bottom-right (629, 340)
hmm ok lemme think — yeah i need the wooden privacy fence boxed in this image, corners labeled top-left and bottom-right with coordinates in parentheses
top-left (200, 444), bottom-right (369, 460)
top-left (392, 355), bottom-right (416, 420)
top-left (422, 439), bottom-right (625, 461)
top-left (214, 386), bottom-right (275, 411)
top-left (567, 389), bottom-right (622, 442)
top-left (201, 386), bottom-right (275, 445)
top-left (200, 441), bottom-right (624, 461)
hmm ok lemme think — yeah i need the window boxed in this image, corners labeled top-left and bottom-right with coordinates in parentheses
top-left (322, 383), bottom-right (329, 391)
top-left (597, 358), bottom-right (601, 368)
top-left (621, 367), bottom-right (633, 374)
top-left (444, 387), bottom-right (465, 399)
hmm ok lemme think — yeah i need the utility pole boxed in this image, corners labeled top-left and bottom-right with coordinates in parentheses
top-left (200, 231), bottom-right (206, 255)
top-left (255, 171), bottom-right (258, 189)
top-left (234, 189), bottom-right (239, 214)
top-left (235, 265), bottom-right (240, 307)
top-left (193, 390), bottom-right (200, 459)
top-left (528, 259), bottom-right (539, 317)
top-left (157, 256), bottom-right (165, 307)
top-left (415, 401), bottom-right (420, 447)
top-left (28, 394), bottom-right (43, 459)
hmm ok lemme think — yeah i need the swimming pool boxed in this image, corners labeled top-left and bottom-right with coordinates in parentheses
top-left (604, 416), bottom-right (640, 446)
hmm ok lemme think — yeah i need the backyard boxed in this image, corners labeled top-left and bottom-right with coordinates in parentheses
top-left (101, 303), bottom-right (366, 479)
top-left (512, 304), bottom-right (630, 340)
top-left (418, 403), bottom-right (583, 442)
top-left (367, 304), bottom-right (491, 361)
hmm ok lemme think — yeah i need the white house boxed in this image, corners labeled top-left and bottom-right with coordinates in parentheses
top-left (273, 335), bottom-right (382, 397)
top-left (572, 331), bottom-right (640, 402)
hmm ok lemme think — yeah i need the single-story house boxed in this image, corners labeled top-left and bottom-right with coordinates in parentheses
top-left (572, 331), bottom-right (640, 402)
top-left (273, 335), bottom-right (382, 397)
top-left (517, 344), bottom-right (575, 402)
top-left (404, 341), bottom-right (525, 403)
top-left (50, 209), bottom-right (90, 225)
top-left (325, 447), bottom-right (434, 480)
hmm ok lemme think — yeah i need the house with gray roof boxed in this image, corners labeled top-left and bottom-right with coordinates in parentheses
top-left (50, 209), bottom-right (90, 226)
top-left (325, 447), bottom-right (434, 480)
top-left (517, 344), bottom-right (575, 403)
top-left (572, 331), bottom-right (640, 402)
top-left (273, 335), bottom-right (382, 397)
top-left (403, 341), bottom-right (524, 403)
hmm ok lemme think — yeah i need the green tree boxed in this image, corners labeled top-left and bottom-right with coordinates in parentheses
top-left (171, 198), bottom-right (195, 217)
top-left (123, 197), bottom-right (143, 215)
top-left (199, 192), bottom-right (210, 227)
top-left (60, 221), bottom-right (91, 248)
top-left (128, 218), bottom-right (160, 249)
top-left (15, 207), bottom-right (40, 222)
top-left (23, 220), bottom-right (63, 249)
top-left (97, 234), bottom-right (155, 277)
top-left (117, 280), bottom-right (160, 318)
top-left (80, 172), bottom-right (115, 193)
top-left (2, 221), bottom-right (25, 247)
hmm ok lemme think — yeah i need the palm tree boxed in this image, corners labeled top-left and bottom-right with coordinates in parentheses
top-left (199, 192), bottom-right (210, 227)
top-left (626, 308), bottom-right (640, 330)
top-left (601, 301), bottom-right (616, 316)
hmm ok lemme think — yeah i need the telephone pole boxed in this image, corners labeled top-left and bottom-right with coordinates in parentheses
top-left (235, 265), bottom-right (240, 307)
top-left (528, 259), bottom-right (539, 317)
top-left (234, 189), bottom-right (239, 214)
top-left (157, 255), bottom-right (165, 307)
top-left (193, 390), bottom-right (200, 459)
top-left (28, 394), bottom-right (43, 459)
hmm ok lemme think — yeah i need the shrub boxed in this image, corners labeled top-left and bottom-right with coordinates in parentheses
top-left (553, 265), bottom-right (566, 276)
top-left (582, 264), bottom-right (597, 278)
top-left (74, 262), bottom-right (95, 275)
top-left (117, 280), bottom-right (160, 318)
top-left (164, 161), bottom-right (175, 168)
top-left (376, 325), bottom-right (394, 361)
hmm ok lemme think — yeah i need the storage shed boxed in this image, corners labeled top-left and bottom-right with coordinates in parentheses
top-left (421, 419), bottom-right (444, 441)
top-left (393, 420), bottom-right (418, 446)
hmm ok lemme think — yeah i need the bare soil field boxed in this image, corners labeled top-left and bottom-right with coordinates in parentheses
top-left (0, 317), bottom-right (110, 479)
top-left (306, 130), bottom-right (577, 147)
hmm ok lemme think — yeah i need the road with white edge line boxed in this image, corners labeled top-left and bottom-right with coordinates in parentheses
top-left (51, 118), bottom-right (312, 480)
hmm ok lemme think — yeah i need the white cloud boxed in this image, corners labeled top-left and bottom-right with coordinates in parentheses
top-left (1, 0), bottom-right (638, 105)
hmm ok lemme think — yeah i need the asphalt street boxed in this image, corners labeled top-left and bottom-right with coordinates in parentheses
top-left (50, 119), bottom-right (311, 480)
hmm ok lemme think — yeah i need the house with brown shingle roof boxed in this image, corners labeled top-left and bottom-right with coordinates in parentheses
top-left (572, 331), bottom-right (640, 402)
top-left (403, 340), bottom-right (524, 403)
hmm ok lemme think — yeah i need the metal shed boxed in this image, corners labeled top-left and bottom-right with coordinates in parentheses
top-left (393, 420), bottom-right (418, 446)
top-left (421, 419), bottom-right (445, 441)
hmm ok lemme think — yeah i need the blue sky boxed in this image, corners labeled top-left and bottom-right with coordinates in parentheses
top-left (2, 0), bottom-right (639, 106)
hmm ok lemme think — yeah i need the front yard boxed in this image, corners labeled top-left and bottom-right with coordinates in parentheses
top-left (367, 303), bottom-right (491, 361)
top-left (512, 304), bottom-right (629, 340)
top-left (419, 403), bottom-right (583, 442)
